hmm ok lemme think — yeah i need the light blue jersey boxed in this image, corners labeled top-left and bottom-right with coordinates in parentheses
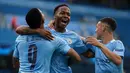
top-left (46, 26), bottom-right (88, 73)
top-left (13, 35), bottom-right (71, 73)
top-left (88, 39), bottom-right (125, 73)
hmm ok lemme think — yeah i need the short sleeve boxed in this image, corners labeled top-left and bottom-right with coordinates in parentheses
top-left (113, 40), bottom-right (125, 57)
top-left (55, 37), bottom-right (71, 55)
top-left (13, 42), bottom-right (20, 58)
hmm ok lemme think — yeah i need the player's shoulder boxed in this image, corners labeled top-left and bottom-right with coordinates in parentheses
top-left (16, 35), bottom-right (27, 42)
top-left (67, 29), bottom-right (77, 34)
top-left (66, 29), bottom-right (80, 37)
top-left (112, 40), bottom-right (124, 45)
top-left (112, 39), bottom-right (125, 49)
top-left (51, 35), bottom-right (67, 48)
top-left (53, 35), bottom-right (68, 45)
top-left (115, 40), bottom-right (123, 43)
top-left (115, 40), bottom-right (124, 47)
top-left (105, 39), bottom-right (124, 47)
top-left (53, 35), bottom-right (65, 42)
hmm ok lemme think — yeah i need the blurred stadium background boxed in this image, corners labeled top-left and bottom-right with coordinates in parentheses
top-left (0, 0), bottom-right (130, 73)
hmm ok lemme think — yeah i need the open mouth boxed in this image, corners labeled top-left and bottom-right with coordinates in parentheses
top-left (61, 18), bottom-right (69, 25)
top-left (61, 20), bottom-right (67, 24)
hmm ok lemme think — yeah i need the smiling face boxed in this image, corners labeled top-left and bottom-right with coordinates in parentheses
top-left (54, 6), bottom-right (70, 29)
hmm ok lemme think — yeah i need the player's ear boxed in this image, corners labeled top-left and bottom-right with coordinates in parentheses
top-left (102, 24), bottom-right (107, 32)
top-left (54, 12), bottom-right (58, 19)
top-left (103, 27), bottom-right (106, 32)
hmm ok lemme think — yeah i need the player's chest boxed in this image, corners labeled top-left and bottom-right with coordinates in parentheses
top-left (63, 37), bottom-right (77, 46)
top-left (96, 44), bottom-right (115, 58)
top-left (57, 34), bottom-right (78, 45)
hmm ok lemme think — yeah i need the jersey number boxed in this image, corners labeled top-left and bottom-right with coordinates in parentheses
top-left (28, 44), bottom-right (37, 70)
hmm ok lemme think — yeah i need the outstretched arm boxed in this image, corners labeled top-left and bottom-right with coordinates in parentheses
top-left (16, 26), bottom-right (37, 35)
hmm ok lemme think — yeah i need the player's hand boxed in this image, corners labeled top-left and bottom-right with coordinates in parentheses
top-left (48, 20), bottom-right (54, 29)
top-left (36, 28), bottom-right (54, 40)
top-left (86, 36), bottom-right (101, 47)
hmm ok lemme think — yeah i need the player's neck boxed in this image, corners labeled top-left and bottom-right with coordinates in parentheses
top-left (102, 33), bottom-right (114, 44)
top-left (55, 27), bottom-right (66, 33)
top-left (54, 24), bottom-right (66, 33)
top-left (40, 25), bottom-right (44, 29)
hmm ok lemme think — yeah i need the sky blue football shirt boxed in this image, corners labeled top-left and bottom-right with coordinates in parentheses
top-left (13, 35), bottom-right (71, 73)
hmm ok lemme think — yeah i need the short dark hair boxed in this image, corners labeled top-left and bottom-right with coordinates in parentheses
top-left (99, 17), bottom-right (117, 31)
top-left (26, 8), bottom-right (43, 29)
top-left (53, 4), bottom-right (69, 15)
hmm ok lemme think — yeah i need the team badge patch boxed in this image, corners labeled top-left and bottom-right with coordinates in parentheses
top-left (65, 38), bottom-right (72, 44)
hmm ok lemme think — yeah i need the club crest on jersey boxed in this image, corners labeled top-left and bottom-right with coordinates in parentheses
top-left (65, 38), bottom-right (72, 44)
